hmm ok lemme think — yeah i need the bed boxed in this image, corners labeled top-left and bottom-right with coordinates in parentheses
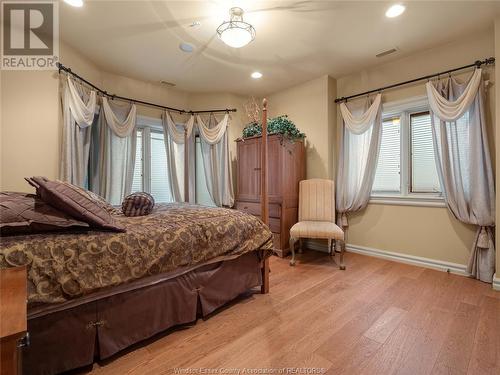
top-left (0, 100), bottom-right (273, 375)
top-left (1, 203), bottom-right (273, 374)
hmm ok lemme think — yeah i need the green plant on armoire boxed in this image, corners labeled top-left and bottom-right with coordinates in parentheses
top-left (242, 115), bottom-right (305, 141)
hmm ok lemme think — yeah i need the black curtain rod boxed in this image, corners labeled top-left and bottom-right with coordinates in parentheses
top-left (56, 62), bottom-right (237, 115)
top-left (334, 57), bottom-right (495, 103)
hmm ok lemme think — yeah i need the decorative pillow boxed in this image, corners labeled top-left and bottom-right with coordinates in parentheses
top-left (121, 192), bottom-right (155, 217)
top-left (25, 177), bottom-right (125, 232)
top-left (63, 184), bottom-right (122, 216)
top-left (0, 192), bottom-right (90, 235)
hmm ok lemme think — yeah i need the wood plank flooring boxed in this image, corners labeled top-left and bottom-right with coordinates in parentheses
top-left (81, 251), bottom-right (500, 375)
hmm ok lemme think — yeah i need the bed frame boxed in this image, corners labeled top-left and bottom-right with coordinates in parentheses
top-left (183, 99), bottom-right (270, 294)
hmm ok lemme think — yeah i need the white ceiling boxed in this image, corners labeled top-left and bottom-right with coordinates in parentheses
top-left (60, 1), bottom-right (500, 96)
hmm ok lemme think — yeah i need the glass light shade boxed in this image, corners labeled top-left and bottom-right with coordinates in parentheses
top-left (219, 26), bottom-right (253, 48)
top-left (217, 8), bottom-right (255, 48)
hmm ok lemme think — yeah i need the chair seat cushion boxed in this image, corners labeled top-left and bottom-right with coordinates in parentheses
top-left (290, 221), bottom-right (344, 240)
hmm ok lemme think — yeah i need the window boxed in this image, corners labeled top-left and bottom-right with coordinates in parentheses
top-left (372, 97), bottom-right (443, 205)
top-left (373, 117), bottom-right (401, 193)
top-left (131, 116), bottom-right (217, 206)
top-left (131, 129), bottom-right (143, 193)
top-left (131, 120), bottom-right (172, 203)
top-left (410, 112), bottom-right (441, 193)
top-left (150, 132), bottom-right (171, 202)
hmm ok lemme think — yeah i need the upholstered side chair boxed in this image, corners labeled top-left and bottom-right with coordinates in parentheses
top-left (289, 179), bottom-right (345, 269)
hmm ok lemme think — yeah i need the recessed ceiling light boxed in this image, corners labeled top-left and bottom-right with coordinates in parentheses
top-left (179, 43), bottom-right (194, 53)
top-left (64, 0), bottom-right (83, 7)
top-left (385, 4), bottom-right (405, 18)
top-left (251, 72), bottom-right (262, 79)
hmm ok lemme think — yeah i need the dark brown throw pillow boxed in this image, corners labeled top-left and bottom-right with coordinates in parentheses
top-left (63, 184), bottom-right (122, 216)
top-left (25, 177), bottom-right (125, 232)
top-left (0, 192), bottom-right (90, 235)
top-left (122, 192), bottom-right (155, 217)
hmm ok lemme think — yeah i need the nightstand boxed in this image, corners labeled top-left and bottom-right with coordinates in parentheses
top-left (0, 267), bottom-right (27, 375)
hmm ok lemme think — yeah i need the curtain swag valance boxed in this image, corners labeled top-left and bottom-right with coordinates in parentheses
top-left (162, 112), bottom-right (195, 143)
top-left (339, 93), bottom-right (382, 134)
top-left (196, 114), bottom-right (229, 145)
top-left (426, 68), bottom-right (482, 122)
top-left (65, 76), bottom-right (97, 128)
top-left (102, 97), bottom-right (137, 138)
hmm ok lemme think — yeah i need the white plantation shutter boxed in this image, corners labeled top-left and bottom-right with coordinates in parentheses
top-left (131, 130), bottom-right (143, 193)
top-left (373, 117), bottom-right (401, 193)
top-left (410, 112), bottom-right (441, 193)
top-left (150, 131), bottom-right (171, 203)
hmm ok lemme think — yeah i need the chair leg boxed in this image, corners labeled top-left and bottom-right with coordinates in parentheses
top-left (339, 239), bottom-right (346, 270)
top-left (328, 239), bottom-right (334, 257)
top-left (298, 239), bottom-right (303, 254)
top-left (289, 237), bottom-right (296, 266)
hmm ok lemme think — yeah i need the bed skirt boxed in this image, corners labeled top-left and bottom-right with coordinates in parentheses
top-left (22, 251), bottom-right (263, 375)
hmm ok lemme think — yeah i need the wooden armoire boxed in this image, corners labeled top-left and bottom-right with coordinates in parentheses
top-left (235, 134), bottom-right (305, 257)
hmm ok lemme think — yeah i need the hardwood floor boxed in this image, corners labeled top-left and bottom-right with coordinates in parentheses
top-left (84, 251), bottom-right (500, 375)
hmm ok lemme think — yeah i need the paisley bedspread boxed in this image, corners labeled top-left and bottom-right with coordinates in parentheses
top-left (0, 204), bottom-right (273, 305)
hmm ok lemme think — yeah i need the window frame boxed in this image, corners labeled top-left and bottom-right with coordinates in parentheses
top-left (370, 95), bottom-right (445, 208)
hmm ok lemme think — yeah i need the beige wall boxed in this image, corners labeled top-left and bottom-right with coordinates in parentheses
top-left (267, 75), bottom-right (337, 179)
top-left (337, 30), bottom-right (496, 266)
top-left (1, 70), bottom-right (60, 191)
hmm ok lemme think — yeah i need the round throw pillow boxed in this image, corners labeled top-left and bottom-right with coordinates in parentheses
top-left (121, 192), bottom-right (155, 217)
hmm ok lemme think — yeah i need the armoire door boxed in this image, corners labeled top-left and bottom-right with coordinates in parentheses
top-left (237, 139), bottom-right (261, 201)
top-left (267, 136), bottom-right (283, 200)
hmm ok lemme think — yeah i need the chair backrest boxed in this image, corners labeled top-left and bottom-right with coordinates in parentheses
top-left (298, 179), bottom-right (335, 223)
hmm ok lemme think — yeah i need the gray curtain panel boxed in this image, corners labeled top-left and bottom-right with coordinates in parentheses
top-left (198, 114), bottom-right (234, 207)
top-left (60, 78), bottom-right (97, 187)
top-left (91, 102), bottom-right (137, 205)
top-left (161, 112), bottom-right (196, 203)
top-left (336, 95), bottom-right (382, 243)
top-left (429, 71), bottom-right (496, 282)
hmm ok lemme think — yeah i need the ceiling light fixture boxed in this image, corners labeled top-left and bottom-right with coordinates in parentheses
top-left (251, 72), bottom-right (262, 79)
top-left (217, 7), bottom-right (256, 48)
top-left (385, 4), bottom-right (406, 18)
top-left (64, 0), bottom-right (84, 7)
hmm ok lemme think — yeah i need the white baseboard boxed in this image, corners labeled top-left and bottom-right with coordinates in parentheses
top-left (304, 239), bottom-right (469, 276)
top-left (346, 243), bottom-right (469, 276)
top-left (493, 273), bottom-right (500, 291)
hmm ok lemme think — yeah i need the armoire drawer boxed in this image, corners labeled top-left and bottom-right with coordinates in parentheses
top-left (235, 201), bottom-right (281, 218)
top-left (268, 217), bottom-right (281, 233)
